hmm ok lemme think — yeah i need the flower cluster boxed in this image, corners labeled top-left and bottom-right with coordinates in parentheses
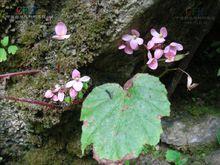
top-left (119, 29), bottom-right (144, 54)
top-left (44, 69), bottom-right (90, 102)
top-left (119, 27), bottom-right (183, 70)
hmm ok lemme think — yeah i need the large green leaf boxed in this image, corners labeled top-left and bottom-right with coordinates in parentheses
top-left (1, 36), bottom-right (9, 47)
top-left (0, 48), bottom-right (7, 62)
top-left (81, 73), bottom-right (170, 163)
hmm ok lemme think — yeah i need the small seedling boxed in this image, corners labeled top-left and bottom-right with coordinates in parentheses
top-left (0, 36), bottom-right (18, 62)
top-left (165, 149), bottom-right (188, 165)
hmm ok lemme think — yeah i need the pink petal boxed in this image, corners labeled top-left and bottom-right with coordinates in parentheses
top-left (164, 45), bottom-right (170, 53)
top-left (165, 53), bottom-right (175, 63)
top-left (147, 58), bottom-right (158, 70)
top-left (170, 42), bottom-right (178, 47)
top-left (73, 81), bottom-right (83, 92)
top-left (154, 49), bottom-right (164, 59)
top-left (52, 34), bottom-right (71, 40)
top-left (165, 57), bottom-right (175, 63)
top-left (187, 75), bottom-right (193, 89)
top-left (65, 80), bottom-right (75, 88)
top-left (130, 39), bottom-right (138, 50)
top-left (58, 92), bottom-right (65, 102)
top-left (170, 42), bottom-right (183, 51)
top-left (118, 44), bottom-right (126, 50)
top-left (53, 84), bottom-right (61, 92)
top-left (69, 88), bottom-right (78, 99)
top-left (131, 29), bottom-right (140, 37)
top-left (80, 76), bottom-right (90, 82)
top-left (122, 34), bottom-right (132, 41)
top-left (55, 22), bottom-right (67, 36)
top-left (44, 90), bottom-right (54, 98)
top-left (52, 95), bottom-right (59, 102)
top-left (187, 75), bottom-right (199, 91)
top-left (176, 43), bottom-right (183, 51)
top-left (72, 69), bottom-right (81, 79)
top-left (160, 27), bottom-right (167, 38)
top-left (147, 40), bottom-right (155, 50)
top-left (136, 38), bottom-right (144, 45)
top-left (147, 51), bottom-right (153, 59)
top-left (150, 28), bottom-right (160, 37)
top-left (124, 47), bottom-right (133, 55)
top-left (152, 37), bottom-right (165, 44)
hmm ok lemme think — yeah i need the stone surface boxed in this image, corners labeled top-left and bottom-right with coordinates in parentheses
top-left (161, 115), bottom-right (220, 147)
top-left (136, 155), bottom-right (169, 165)
top-left (205, 150), bottom-right (220, 165)
top-left (0, 101), bottom-right (31, 163)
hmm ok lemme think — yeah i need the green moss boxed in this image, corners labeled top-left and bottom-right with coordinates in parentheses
top-left (4, 0), bottom-right (111, 71)
top-left (18, 110), bottom-right (97, 164)
top-left (185, 105), bottom-right (220, 117)
top-left (7, 70), bottom-right (64, 105)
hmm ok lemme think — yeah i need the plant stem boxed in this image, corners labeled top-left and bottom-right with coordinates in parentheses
top-left (159, 67), bottom-right (190, 78)
top-left (1, 96), bottom-right (58, 109)
top-left (159, 68), bottom-right (178, 78)
top-left (0, 70), bottom-right (40, 79)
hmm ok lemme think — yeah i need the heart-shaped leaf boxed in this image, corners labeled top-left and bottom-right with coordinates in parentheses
top-left (1, 36), bottom-right (9, 47)
top-left (8, 45), bottom-right (18, 55)
top-left (81, 73), bottom-right (170, 163)
top-left (0, 48), bottom-right (7, 62)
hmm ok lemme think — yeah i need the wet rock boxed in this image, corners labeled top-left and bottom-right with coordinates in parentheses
top-left (205, 150), bottom-right (220, 165)
top-left (161, 115), bottom-right (220, 147)
top-left (136, 155), bottom-right (169, 165)
top-left (0, 101), bottom-right (31, 162)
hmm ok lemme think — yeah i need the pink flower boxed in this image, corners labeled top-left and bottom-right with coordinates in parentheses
top-left (52, 22), bottom-right (71, 40)
top-left (118, 42), bottom-right (134, 55)
top-left (122, 29), bottom-right (144, 50)
top-left (164, 42), bottom-right (183, 63)
top-left (150, 27), bottom-right (167, 44)
top-left (44, 84), bottom-right (65, 102)
top-left (147, 49), bottom-right (163, 70)
top-left (65, 69), bottom-right (90, 92)
top-left (69, 88), bottom-right (78, 99)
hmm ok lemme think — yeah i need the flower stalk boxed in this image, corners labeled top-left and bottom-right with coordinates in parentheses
top-left (0, 70), bottom-right (40, 79)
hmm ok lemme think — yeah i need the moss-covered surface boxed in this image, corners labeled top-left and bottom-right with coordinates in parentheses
top-left (14, 110), bottom-right (98, 164)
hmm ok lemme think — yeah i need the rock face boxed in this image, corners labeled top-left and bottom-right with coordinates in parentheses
top-left (205, 150), bottom-right (220, 165)
top-left (161, 115), bottom-right (220, 147)
top-left (136, 155), bottom-right (169, 165)
top-left (0, 101), bottom-right (31, 163)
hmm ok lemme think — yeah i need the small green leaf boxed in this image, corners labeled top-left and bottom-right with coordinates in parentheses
top-left (217, 68), bottom-right (220, 77)
top-left (0, 48), bottom-right (7, 62)
top-left (78, 91), bottom-right (84, 99)
top-left (1, 36), bottom-right (9, 47)
top-left (166, 150), bottom-right (181, 162)
top-left (216, 48), bottom-right (220, 54)
top-left (83, 83), bottom-right (89, 90)
top-left (64, 96), bottom-right (72, 104)
top-left (216, 129), bottom-right (220, 144)
top-left (174, 54), bottom-right (187, 62)
top-left (8, 45), bottom-right (18, 55)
